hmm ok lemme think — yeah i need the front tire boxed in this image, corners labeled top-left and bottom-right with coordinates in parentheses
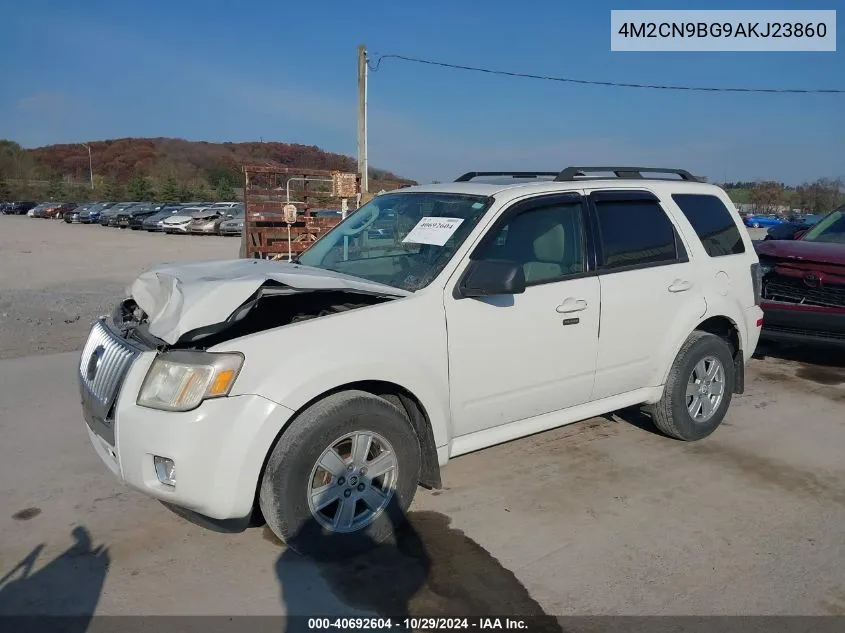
top-left (259, 390), bottom-right (421, 558)
top-left (649, 331), bottom-right (735, 441)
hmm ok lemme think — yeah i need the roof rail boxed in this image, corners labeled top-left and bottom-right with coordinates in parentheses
top-left (554, 167), bottom-right (701, 182)
top-left (454, 171), bottom-right (560, 182)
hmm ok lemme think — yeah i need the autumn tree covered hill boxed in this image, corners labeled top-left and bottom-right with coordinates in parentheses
top-left (0, 137), bottom-right (415, 201)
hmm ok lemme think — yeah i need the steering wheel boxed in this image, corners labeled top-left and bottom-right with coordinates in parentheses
top-left (340, 206), bottom-right (379, 237)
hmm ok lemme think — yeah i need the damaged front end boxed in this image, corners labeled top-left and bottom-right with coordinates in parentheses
top-left (757, 242), bottom-right (845, 347)
top-left (109, 258), bottom-right (412, 351)
top-left (111, 283), bottom-right (397, 352)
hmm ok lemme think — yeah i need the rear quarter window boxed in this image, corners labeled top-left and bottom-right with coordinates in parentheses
top-left (672, 194), bottom-right (746, 257)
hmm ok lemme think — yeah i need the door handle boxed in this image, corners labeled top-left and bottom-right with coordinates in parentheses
top-left (556, 298), bottom-right (588, 313)
top-left (668, 279), bottom-right (693, 293)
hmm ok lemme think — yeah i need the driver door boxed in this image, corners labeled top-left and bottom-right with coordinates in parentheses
top-left (444, 193), bottom-right (600, 438)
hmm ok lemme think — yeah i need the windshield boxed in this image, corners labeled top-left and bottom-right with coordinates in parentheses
top-left (801, 208), bottom-right (845, 244)
top-left (297, 191), bottom-right (493, 292)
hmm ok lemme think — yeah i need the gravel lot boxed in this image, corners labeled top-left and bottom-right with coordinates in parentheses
top-left (0, 216), bottom-right (240, 359)
top-left (1, 216), bottom-right (842, 621)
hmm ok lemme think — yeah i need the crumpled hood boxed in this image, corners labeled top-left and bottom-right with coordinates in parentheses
top-left (129, 258), bottom-right (410, 344)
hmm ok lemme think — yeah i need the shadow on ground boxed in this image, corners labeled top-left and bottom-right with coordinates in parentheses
top-left (753, 341), bottom-right (845, 386)
top-left (0, 526), bottom-right (110, 625)
top-left (600, 407), bottom-right (670, 438)
top-left (753, 341), bottom-right (845, 369)
top-left (273, 500), bottom-right (563, 632)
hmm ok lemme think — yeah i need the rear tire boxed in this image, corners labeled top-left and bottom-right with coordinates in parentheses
top-left (649, 331), bottom-right (735, 441)
top-left (259, 390), bottom-right (421, 559)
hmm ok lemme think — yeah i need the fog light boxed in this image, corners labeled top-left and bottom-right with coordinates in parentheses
top-left (153, 456), bottom-right (176, 487)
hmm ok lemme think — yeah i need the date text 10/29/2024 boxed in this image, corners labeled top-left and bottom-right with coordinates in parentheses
top-left (308, 617), bottom-right (532, 630)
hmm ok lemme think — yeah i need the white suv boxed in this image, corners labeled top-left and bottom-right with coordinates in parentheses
top-left (78, 166), bottom-right (764, 556)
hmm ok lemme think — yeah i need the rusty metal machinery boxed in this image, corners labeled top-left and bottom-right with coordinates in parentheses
top-left (240, 165), bottom-right (360, 260)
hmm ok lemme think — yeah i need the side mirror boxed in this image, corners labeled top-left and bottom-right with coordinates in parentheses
top-left (455, 259), bottom-right (526, 299)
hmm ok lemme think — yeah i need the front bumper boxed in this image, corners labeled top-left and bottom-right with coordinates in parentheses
top-left (163, 223), bottom-right (191, 233)
top-left (188, 225), bottom-right (218, 234)
top-left (760, 301), bottom-right (845, 348)
top-left (78, 319), bottom-right (294, 519)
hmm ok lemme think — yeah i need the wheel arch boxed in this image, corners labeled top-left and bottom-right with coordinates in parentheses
top-left (250, 380), bottom-right (442, 523)
top-left (655, 313), bottom-right (744, 402)
top-left (694, 314), bottom-right (741, 355)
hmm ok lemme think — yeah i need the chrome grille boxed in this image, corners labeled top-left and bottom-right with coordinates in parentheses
top-left (79, 319), bottom-right (143, 417)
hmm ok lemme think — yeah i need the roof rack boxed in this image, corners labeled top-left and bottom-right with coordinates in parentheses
top-left (454, 171), bottom-right (560, 182)
top-left (554, 166), bottom-right (700, 182)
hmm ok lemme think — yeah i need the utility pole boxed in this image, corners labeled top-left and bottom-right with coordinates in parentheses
top-left (357, 44), bottom-right (369, 195)
top-left (81, 143), bottom-right (94, 190)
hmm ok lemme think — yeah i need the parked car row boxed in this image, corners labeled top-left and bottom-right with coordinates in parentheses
top-left (743, 213), bottom-right (786, 229)
top-left (742, 211), bottom-right (824, 230)
top-left (3, 199), bottom-right (245, 236)
top-left (762, 214), bottom-right (825, 241)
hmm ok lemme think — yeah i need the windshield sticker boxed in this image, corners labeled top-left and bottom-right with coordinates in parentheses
top-left (402, 217), bottom-right (465, 246)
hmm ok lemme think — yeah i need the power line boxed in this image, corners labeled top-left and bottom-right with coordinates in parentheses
top-left (366, 53), bottom-right (844, 94)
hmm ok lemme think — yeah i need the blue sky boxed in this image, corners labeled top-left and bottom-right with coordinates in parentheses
top-left (1, 0), bottom-right (842, 184)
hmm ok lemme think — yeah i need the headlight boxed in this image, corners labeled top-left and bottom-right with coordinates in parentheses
top-left (137, 350), bottom-right (244, 412)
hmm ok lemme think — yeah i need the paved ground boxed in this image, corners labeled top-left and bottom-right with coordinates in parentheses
top-left (1, 216), bottom-right (843, 620)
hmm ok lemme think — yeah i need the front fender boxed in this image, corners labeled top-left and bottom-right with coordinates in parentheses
top-left (211, 292), bottom-right (453, 448)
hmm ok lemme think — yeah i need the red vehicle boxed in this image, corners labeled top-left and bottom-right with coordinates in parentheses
top-left (756, 205), bottom-right (845, 348)
top-left (40, 202), bottom-right (77, 219)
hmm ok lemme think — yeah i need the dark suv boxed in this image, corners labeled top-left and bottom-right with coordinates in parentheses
top-left (127, 203), bottom-right (182, 229)
top-left (115, 203), bottom-right (156, 228)
top-left (99, 202), bottom-right (140, 226)
top-left (6, 200), bottom-right (38, 215)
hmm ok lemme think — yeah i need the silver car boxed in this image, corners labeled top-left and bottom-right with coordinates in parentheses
top-left (161, 207), bottom-right (209, 233)
top-left (187, 210), bottom-right (227, 235)
top-left (217, 207), bottom-right (245, 236)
